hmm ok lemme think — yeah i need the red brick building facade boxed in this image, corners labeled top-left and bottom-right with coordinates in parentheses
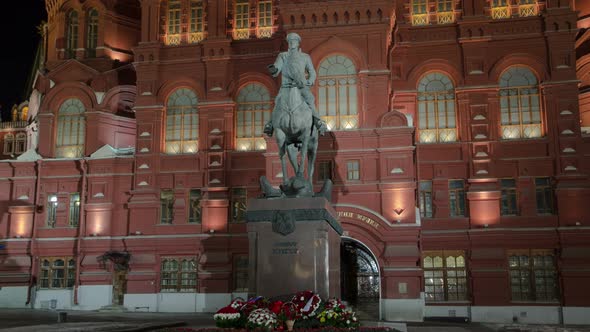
top-left (1, 0), bottom-right (590, 324)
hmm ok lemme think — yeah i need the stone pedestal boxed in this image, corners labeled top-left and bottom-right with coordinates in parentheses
top-left (246, 197), bottom-right (342, 300)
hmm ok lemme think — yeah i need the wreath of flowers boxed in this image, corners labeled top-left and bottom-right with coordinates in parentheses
top-left (229, 297), bottom-right (246, 310)
top-left (213, 305), bottom-right (242, 328)
top-left (247, 308), bottom-right (278, 329)
top-left (324, 298), bottom-right (346, 311)
top-left (317, 306), bottom-right (359, 329)
top-left (291, 290), bottom-right (322, 319)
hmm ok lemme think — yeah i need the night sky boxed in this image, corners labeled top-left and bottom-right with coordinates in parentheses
top-left (0, 1), bottom-right (47, 120)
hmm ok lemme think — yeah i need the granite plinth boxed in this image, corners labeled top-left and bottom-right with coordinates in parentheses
top-left (246, 197), bottom-right (341, 300)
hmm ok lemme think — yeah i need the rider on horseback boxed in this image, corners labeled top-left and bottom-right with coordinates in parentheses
top-left (264, 32), bottom-right (328, 136)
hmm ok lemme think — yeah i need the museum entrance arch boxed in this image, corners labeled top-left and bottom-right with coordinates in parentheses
top-left (340, 237), bottom-right (380, 320)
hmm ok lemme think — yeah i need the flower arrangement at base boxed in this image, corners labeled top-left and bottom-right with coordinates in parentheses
top-left (213, 305), bottom-right (242, 328)
top-left (291, 290), bottom-right (322, 319)
top-left (246, 308), bottom-right (278, 330)
top-left (317, 303), bottom-right (359, 329)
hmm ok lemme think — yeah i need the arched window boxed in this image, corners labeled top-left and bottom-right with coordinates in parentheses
top-left (3, 134), bottom-right (14, 155)
top-left (86, 8), bottom-right (99, 57)
top-left (15, 133), bottom-right (26, 154)
top-left (165, 88), bottom-right (199, 154)
top-left (236, 83), bottom-right (272, 151)
top-left (499, 66), bottom-right (542, 139)
top-left (166, 0), bottom-right (182, 45)
top-left (317, 55), bottom-right (359, 131)
top-left (417, 72), bottom-right (457, 143)
top-left (189, 1), bottom-right (204, 43)
top-left (56, 98), bottom-right (85, 158)
top-left (66, 11), bottom-right (79, 58)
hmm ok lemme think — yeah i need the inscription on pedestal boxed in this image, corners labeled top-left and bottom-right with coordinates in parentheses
top-left (271, 241), bottom-right (300, 255)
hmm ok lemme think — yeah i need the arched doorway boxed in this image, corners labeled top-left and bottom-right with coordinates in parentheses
top-left (340, 237), bottom-right (380, 320)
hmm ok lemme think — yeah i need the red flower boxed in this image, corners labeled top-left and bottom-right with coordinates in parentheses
top-left (271, 300), bottom-right (283, 314)
top-left (216, 305), bottom-right (238, 314)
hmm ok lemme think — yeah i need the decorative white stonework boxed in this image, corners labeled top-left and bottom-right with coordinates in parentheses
top-left (209, 161), bottom-right (221, 167)
top-left (276, 172), bottom-right (283, 178)
top-left (209, 179), bottom-right (221, 184)
top-left (50, 80), bottom-right (55, 88)
top-left (95, 92), bottom-right (105, 104)
top-left (562, 148), bottom-right (576, 153)
top-left (561, 129), bottom-right (574, 135)
top-left (138, 164), bottom-right (150, 169)
top-left (210, 144), bottom-right (221, 150)
top-left (140, 147), bottom-right (149, 153)
top-left (391, 168), bottom-right (404, 174)
top-left (475, 151), bottom-right (489, 157)
top-left (140, 132), bottom-right (151, 137)
top-left (17, 195), bottom-right (29, 200)
top-left (210, 128), bottom-right (221, 134)
top-left (474, 134), bottom-right (487, 139)
top-left (560, 110), bottom-right (573, 115)
top-left (476, 170), bottom-right (489, 175)
top-left (93, 193), bottom-right (105, 198)
top-left (138, 181), bottom-right (149, 186)
top-left (565, 165), bottom-right (577, 171)
top-left (141, 91), bottom-right (153, 96)
top-left (210, 87), bottom-right (223, 91)
top-left (473, 114), bottom-right (486, 120)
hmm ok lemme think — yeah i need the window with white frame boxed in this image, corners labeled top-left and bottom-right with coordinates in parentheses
top-left (234, 0), bottom-right (250, 39)
top-left (166, 0), bottom-right (182, 45)
top-left (56, 98), bottom-right (85, 158)
top-left (318, 55), bottom-right (359, 131)
top-left (3, 134), bottom-right (14, 155)
top-left (66, 10), bottom-right (79, 58)
top-left (189, 1), bottom-right (205, 43)
top-left (346, 160), bottom-right (360, 180)
top-left (165, 88), bottom-right (198, 154)
top-left (15, 133), bottom-right (26, 154)
top-left (160, 258), bottom-right (198, 292)
top-left (417, 72), bottom-right (457, 143)
top-left (499, 66), bottom-right (542, 140)
top-left (46, 194), bottom-right (58, 227)
top-left (236, 83), bottom-right (272, 151)
top-left (257, 0), bottom-right (272, 38)
top-left (86, 8), bottom-right (99, 57)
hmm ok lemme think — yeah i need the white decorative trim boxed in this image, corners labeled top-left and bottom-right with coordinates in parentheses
top-left (209, 179), bottom-right (221, 184)
top-left (565, 165), bottom-right (577, 171)
top-left (210, 128), bottom-right (221, 134)
top-left (140, 132), bottom-right (151, 137)
top-left (209, 161), bottom-right (221, 167)
top-left (276, 172), bottom-right (283, 178)
top-left (562, 148), bottom-right (576, 153)
top-left (473, 114), bottom-right (486, 120)
top-left (474, 134), bottom-right (487, 139)
top-left (140, 147), bottom-right (149, 153)
top-left (95, 92), bottom-right (105, 104)
top-left (93, 193), bottom-right (105, 198)
top-left (210, 144), bottom-right (221, 150)
top-left (561, 129), bottom-right (574, 135)
top-left (138, 164), bottom-right (149, 169)
top-left (476, 170), bottom-right (489, 175)
top-left (475, 152), bottom-right (488, 157)
top-left (391, 168), bottom-right (404, 174)
top-left (138, 181), bottom-right (149, 186)
top-left (17, 195), bottom-right (29, 200)
top-left (560, 110), bottom-right (573, 115)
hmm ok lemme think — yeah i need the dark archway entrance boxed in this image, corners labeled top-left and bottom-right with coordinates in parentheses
top-left (340, 237), bottom-right (380, 320)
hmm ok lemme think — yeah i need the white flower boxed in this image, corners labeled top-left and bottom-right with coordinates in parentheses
top-left (347, 320), bottom-right (351, 324)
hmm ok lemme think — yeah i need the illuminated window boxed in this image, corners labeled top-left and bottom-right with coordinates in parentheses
top-left (417, 73), bottom-right (457, 143)
top-left (86, 9), bottom-right (99, 57)
top-left (236, 83), bottom-right (271, 151)
top-left (419, 181), bottom-right (433, 218)
top-left (509, 249), bottom-right (558, 301)
top-left (3, 134), bottom-right (14, 155)
top-left (160, 190), bottom-right (174, 224)
top-left (56, 98), bottom-right (85, 158)
top-left (165, 88), bottom-right (198, 154)
top-left (166, 0), bottom-right (182, 45)
top-left (318, 160), bottom-right (333, 182)
top-left (535, 177), bottom-right (554, 215)
top-left (491, 0), bottom-right (510, 19)
top-left (346, 160), bottom-right (360, 180)
top-left (412, 0), bottom-right (429, 26)
top-left (69, 193), bottom-right (81, 227)
top-left (234, 0), bottom-right (250, 39)
top-left (233, 255), bottom-right (249, 291)
top-left (500, 179), bottom-right (518, 216)
top-left (15, 133), bottom-right (26, 154)
top-left (318, 55), bottom-right (359, 131)
top-left (188, 189), bottom-right (202, 223)
top-left (437, 0), bottom-right (454, 24)
top-left (46, 194), bottom-right (58, 227)
top-left (160, 258), bottom-right (197, 292)
top-left (449, 180), bottom-right (466, 217)
top-left (230, 188), bottom-right (247, 223)
top-left (66, 11), bottom-right (79, 58)
top-left (499, 67), bottom-right (542, 140)
top-left (257, 0), bottom-right (272, 38)
top-left (423, 251), bottom-right (468, 302)
top-left (39, 257), bottom-right (76, 289)
top-left (518, 0), bottom-right (537, 17)
top-left (189, 1), bottom-right (204, 43)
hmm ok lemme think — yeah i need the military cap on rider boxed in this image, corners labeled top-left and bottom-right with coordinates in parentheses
top-left (286, 32), bottom-right (301, 43)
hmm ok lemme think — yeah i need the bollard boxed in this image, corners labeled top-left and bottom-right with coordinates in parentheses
top-left (57, 311), bottom-right (67, 323)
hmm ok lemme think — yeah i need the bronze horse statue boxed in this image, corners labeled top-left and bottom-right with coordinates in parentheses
top-left (271, 84), bottom-right (319, 196)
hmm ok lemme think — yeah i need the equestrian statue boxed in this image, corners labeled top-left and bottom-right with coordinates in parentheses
top-left (260, 33), bottom-right (331, 198)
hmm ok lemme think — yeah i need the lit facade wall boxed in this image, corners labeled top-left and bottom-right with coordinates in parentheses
top-left (0, 0), bottom-right (589, 324)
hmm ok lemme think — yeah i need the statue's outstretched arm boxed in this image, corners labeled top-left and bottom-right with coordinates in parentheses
top-left (269, 53), bottom-right (284, 77)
